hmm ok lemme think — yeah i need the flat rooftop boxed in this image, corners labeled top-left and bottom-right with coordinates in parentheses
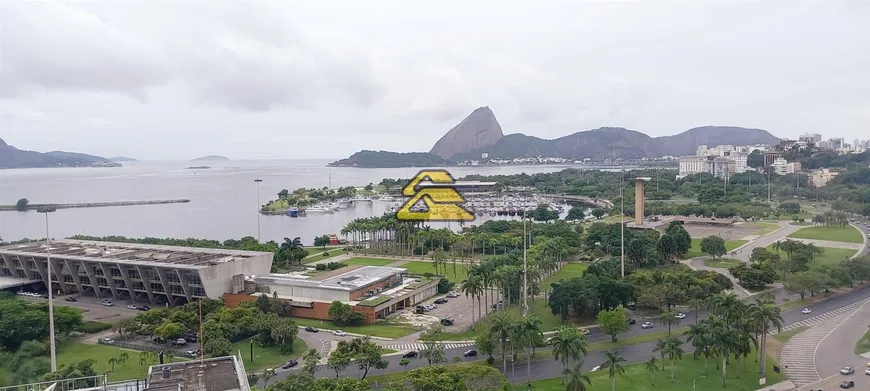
top-left (146, 356), bottom-right (248, 391)
top-left (417, 180), bottom-right (497, 187)
top-left (0, 239), bottom-right (270, 269)
top-left (251, 265), bottom-right (405, 292)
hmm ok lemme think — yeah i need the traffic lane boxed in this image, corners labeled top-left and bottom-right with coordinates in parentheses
top-left (852, 221), bottom-right (869, 257)
top-left (781, 283), bottom-right (870, 326)
top-left (814, 299), bottom-right (870, 378)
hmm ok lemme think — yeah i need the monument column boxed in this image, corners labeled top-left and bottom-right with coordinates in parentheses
top-left (633, 178), bottom-right (651, 226)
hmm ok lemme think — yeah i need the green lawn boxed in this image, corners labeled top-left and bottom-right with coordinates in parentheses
top-left (439, 300), bottom-right (594, 341)
top-left (290, 317), bottom-right (417, 339)
top-left (302, 250), bottom-right (345, 264)
top-left (702, 258), bottom-right (742, 269)
top-left (231, 336), bottom-right (306, 371)
top-left (524, 348), bottom-right (783, 391)
top-left (540, 263), bottom-right (588, 290)
top-left (685, 239), bottom-right (747, 259)
top-left (343, 257), bottom-right (397, 267)
top-left (743, 222), bottom-right (780, 236)
top-left (767, 245), bottom-right (857, 269)
top-left (587, 326), bottom-right (690, 352)
top-left (401, 261), bottom-right (469, 283)
top-left (788, 226), bottom-right (864, 243)
top-left (855, 329), bottom-right (870, 354)
top-left (774, 326), bottom-right (808, 343)
top-left (56, 342), bottom-right (185, 382)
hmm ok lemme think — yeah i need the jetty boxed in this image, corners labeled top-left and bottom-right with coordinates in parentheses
top-left (1, 199), bottom-right (190, 212)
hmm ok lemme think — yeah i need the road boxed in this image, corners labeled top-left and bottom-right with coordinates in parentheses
top-left (263, 282), bottom-right (870, 386)
top-left (851, 221), bottom-right (870, 258)
top-left (808, 297), bottom-right (870, 390)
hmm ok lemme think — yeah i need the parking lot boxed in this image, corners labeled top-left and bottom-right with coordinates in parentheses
top-left (413, 289), bottom-right (495, 332)
top-left (17, 292), bottom-right (147, 323)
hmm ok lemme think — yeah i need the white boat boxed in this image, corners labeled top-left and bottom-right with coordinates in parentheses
top-left (376, 195), bottom-right (395, 201)
top-left (305, 205), bottom-right (332, 213)
top-left (350, 195), bottom-right (372, 202)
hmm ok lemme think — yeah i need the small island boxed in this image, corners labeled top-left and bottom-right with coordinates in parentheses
top-left (109, 156), bottom-right (138, 162)
top-left (191, 155), bottom-right (229, 161)
top-left (186, 166), bottom-right (211, 169)
top-left (328, 150), bottom-right (453, 168)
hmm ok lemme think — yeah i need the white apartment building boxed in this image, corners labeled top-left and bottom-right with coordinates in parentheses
top-left (771, 158), bottom-right (801, 175)
top-left (679, 155), bottom-right (712, 178)
top-left (800, 133), bottom-right (822, 144)
top-left (809, 169), bottom-right (839, 188)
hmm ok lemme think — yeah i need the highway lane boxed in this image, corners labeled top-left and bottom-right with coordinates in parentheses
top-left (851, 220), bottom-right (870, 257)
top-left (262, 283), bottom-right (870, 386)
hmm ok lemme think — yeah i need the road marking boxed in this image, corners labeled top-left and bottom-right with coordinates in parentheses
top-left (384, 342), bottom-right (475, 351)
top-left (811, 297), bottom-right (870, 380)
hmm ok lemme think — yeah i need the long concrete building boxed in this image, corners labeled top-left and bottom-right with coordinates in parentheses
top-left (0, 239), bottom-right (273, 306)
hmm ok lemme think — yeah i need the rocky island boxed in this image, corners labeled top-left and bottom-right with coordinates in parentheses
top-left (0, 137), bottom-right (120, 169)
top-left (191, 155), bottom-right (229, 161)
top-left (109, 156), bottom-right (138, 162)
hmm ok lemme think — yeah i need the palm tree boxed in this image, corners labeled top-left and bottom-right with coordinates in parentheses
top-left (748, 299), bottom-right (783, 377)
top-left (710, 292), bottom-right (743, 323)
top-left (118, 352), bottom-right (129, 367)
top-left (601, 349), bottom-right (626, 391)
top-left (461, 276), bottom-right (484, 328)
top-left (644, 357), bottom-right (659, 385)
top-left (563, 364), bottom-right (592, 391)
top-left (489, 312), bottom-right (515, 374)
top-left (108, 358), bottom-right (117, 371)
top-left (685, 323), bottom-right (712, 374)
top-left (662, 336), bottom-right (684, 383)
top-left (659, 310), bottom-right (679, 335)
top-left (550, 326), bottom-right (588, 383)
top-left (653, 338), bottom-right (668, 361)
top-left (519, 314), bottom-right (543, 386)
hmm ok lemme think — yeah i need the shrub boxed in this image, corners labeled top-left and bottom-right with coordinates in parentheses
top-left (76, 321), bottom-right (112, 334)
top-left (322, 251), bottom-right (330, 257)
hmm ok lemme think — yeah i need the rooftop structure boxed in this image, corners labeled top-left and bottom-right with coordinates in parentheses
top-left (250, 265), bottom-right (406, 293)
top-left (145, 356), bottom-right (250, 391)
top-left (0, 240), bottom-right (273, 306)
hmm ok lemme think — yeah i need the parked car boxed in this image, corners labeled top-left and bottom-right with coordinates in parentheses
top-left (402, 351), bottom-right (418, 358)
top-left (172, 338), bottom-right (187, 346)
top-left (440, 318), bottom-right (454, 326)
top-left (839, 380), bottom-right (855, 388)
top-left (463, 349), bottom-right (477, 357)
top-left (332, 330), bottom-right (347, 337)
top-left (281, 360), bottom-right (298, 369)
top-left (841, 366), bottom-right (855, 375)
top-left (674, 313), bottom-right (687, 320)
top-left (65, 297), bottom-right (77, 302)
top-left (127, 304), bottom-right (138, 310)
top-left (434, 298), bottom-right (448, 304)
top-left (641, 322), bottom-right (654, 329)
top-left (101, 300), bottom-right (113, 307)
top-left (185, 349), bottom-right (201, 358)
top-left (186, 334), bottom-right (198, 343)
top-left (99, 338), bottom-right (115, 345)
top-left (627, 318), bottom-right (637, 325)
top-left (304, 326), bottom-right (319, 333)
top-left (865, 368), bottom-right (870, 375)
top-left (138, 305), bottom-right (151, 311)
top-left (447, 292), bottom-right (460, 298)
top-left (802, 308), bottom-right (812, 314)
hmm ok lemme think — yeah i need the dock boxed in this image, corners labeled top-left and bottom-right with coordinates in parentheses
top-left (1, 199), bottom-right (190, 212)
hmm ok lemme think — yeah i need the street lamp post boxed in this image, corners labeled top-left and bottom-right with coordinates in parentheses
top-left (522, 210), bottom-right (528, 316)
top-left (692, 375), bottom-right (706, 391)
top-left (620, 170), bottom-right (625, 279)
top-left (38, 206), bottom-right (58, 372)
top-left (254, 179), bottom-right (263, 242)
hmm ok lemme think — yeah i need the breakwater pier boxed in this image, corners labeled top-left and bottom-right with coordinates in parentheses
top-left (1, 199), bottom-right (190, 212)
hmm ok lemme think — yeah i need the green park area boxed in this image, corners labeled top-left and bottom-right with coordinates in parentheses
top-left (231, 336), bottom-right (306, 371)
top-left (302, 249), bottom-right (344, 264)
top-left (702, 258), bottom-right (741, 269)
top-left (744, 222), bottom-right (779, 236)
top-left (787, 225), bottom-right (864, 243)
top-left (540, 263), bottom-right (589, 290)
top-left (439, 299), bottom-right (592, 341)
top-left (855, 329), bottom-right (870, 354)
top-left (766, 245), bottom-right (857, 269)
top-left (525, 349), bottom-right (783, 391)
top-left (291, 317), bottom-right (416, 339)
top-left (56, 342), bottom-right (185, 382)
top-left (685, 238), bottom-right (746, 259)
top-left (344, 257), bottom-right (396, 267)
top-left (400, 260), bottom-right (470, 283)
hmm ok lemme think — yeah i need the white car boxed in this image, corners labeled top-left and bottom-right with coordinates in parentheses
top-left (332, 330), bottom-right (347, 337)
top-left (801, 308), bottom-right (812, 314)
top-left (126, 304), bottom-right (138, 310)
top-left (101, 300), bottom-right (113, 307)
top-left (675, 313), bottom-right (687, 320)
top-left (641, 322), bottom-right (654, 329)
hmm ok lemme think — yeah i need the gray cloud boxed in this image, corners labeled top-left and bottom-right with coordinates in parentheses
top-left (0, 1), bottom-right (867, 160)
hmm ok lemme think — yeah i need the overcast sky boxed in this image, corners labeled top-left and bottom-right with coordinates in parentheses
top-left (1, 1), bottom-right (868, 160)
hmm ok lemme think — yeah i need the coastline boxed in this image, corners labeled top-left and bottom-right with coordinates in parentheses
top-left (1, 199), bottom-right (190, 212)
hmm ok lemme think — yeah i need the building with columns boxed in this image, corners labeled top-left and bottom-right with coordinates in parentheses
top-left (0, 239), bottom-right (272, 306)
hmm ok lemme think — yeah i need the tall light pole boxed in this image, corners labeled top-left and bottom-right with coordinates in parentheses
top-left (522, 209), bottom-right (528, 316)
top-left (620, 170), bottom-right (625, 279)
top-left (254, 179), bottom-right (262, 242)
top-left (38, 206), bottom-right (58, 372)
top-left (767, 167), bottom-right (771, 202)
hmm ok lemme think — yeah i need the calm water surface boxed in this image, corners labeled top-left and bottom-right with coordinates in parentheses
top-left (0, 160), bottom-right (582, 244)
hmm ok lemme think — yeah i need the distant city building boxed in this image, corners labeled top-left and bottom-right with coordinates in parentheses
top-left (481, 152), bottom-right (489, 159)
top-left (678, 155), bottom-right (712, 178)
top-left (809, 168), bottom-right (839, 188)
top-left (800, 133), bottom-right (822, 144)
top-left (771, 157), bottom-right (801, 175)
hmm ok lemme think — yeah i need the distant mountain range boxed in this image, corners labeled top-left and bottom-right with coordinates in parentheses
top-left (0, 138), bottom-right (119, 169)
top-left (330, 107), bottom-right (782, 167)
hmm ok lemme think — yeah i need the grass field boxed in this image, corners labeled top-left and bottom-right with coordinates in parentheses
top-left (787, 226), bottom-right (864, 243)
top-left (539, 263), bottom-right (588, 290)
top-left (290, 317), bottom-right (417, 339)
top-left (302, 250), bottom-right (345, 264)
top-left (774, 326), bottom-right (809, 343)
top-left (744, 222), bottom-right (780, 236)
top-left (439, 300), bottom-right (594, 341)
top-left (56, 342), bottom-right (185, 382)
top-left (855, 329), bottom-right (870, 354)
top-left (231, 336), bottom-right (306, 371)
top-left (401, 261), bottom-right (469, 283)
top-left (524, 348), bottom-right (783, 391)
top-left (685, 239), bottom-right (747, 259)
top-left (766, 245), bottom-right (857, 268)
top-left (343, 257), bottom-right (396, 266)
top-left (587, 326), bottom-right (690, 352)
top-left (702, 258), bottom-right (742, 269)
